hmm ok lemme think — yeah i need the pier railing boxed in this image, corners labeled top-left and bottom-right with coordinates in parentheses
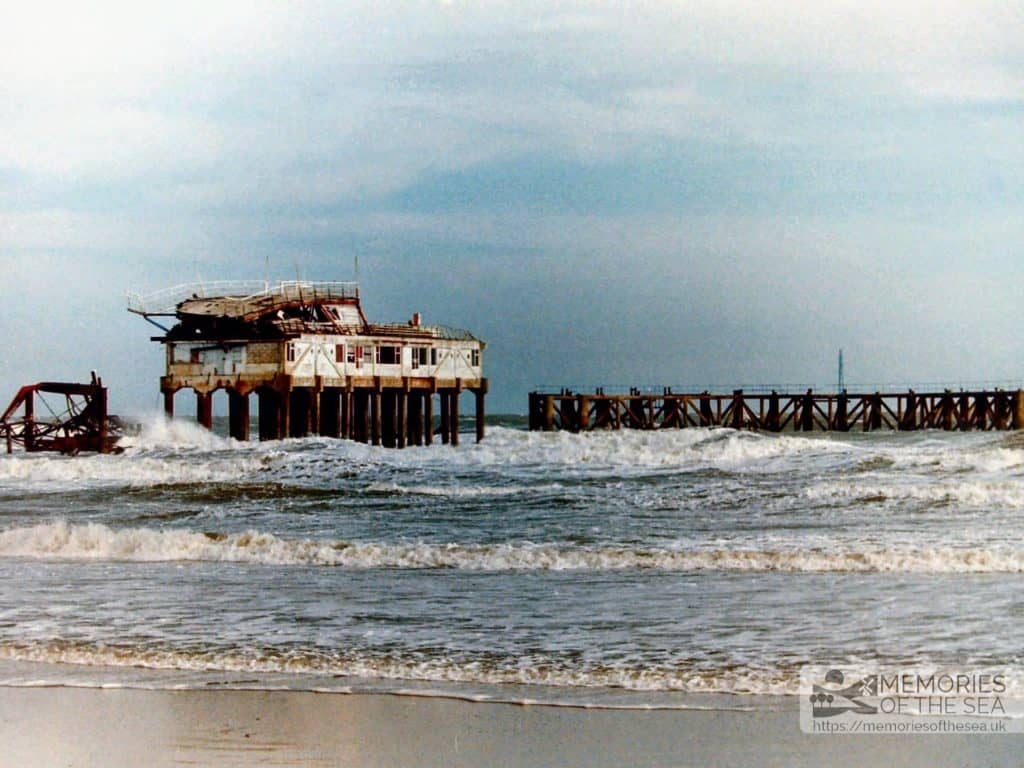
top-left (127, 280), bottom-right (360, 316)
top-left (528, 389), bottom-right (1024, 432)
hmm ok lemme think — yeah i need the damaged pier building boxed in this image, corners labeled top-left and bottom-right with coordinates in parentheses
top-left (128, 281), bottom-right (487, 446)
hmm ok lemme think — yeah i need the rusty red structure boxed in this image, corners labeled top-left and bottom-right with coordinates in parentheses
top-left (0, 373), bottom-right (122, 454)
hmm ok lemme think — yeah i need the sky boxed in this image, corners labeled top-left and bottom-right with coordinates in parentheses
top-left (2, 1), bottom-right (1023, 415)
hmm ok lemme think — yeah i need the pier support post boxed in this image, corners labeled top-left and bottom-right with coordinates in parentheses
top-left (228, 391), bottom-right (249, 442)
top-left (766, 392), bottom-right (781, 432)
top-left (289, 389), bottom-right (311, 438)
top-left (257, 389), bottom-right (275, 441)
top-left (310, 381), bottom-right (323, 436)
top-left (699, 393), bottom-right (713, 427)
top-left (800, 390), bottom-right (814, 432)
top-left (577, 395), bottom-right (589, 433)
top-left (450, 390), bottom-right (460, 446)
top-left (381, 391), bottom-right (395, 448)
top-left (396, 388), bottom-right (407, 449)
top-left (975, 392), bottom-right (989, 430)
top-left (340, 387), bottom-right (351, 439)
top-left (939, 391), bottom-right (955, 431)
top-left (196, 391), bottom-right (213, 430)
top-left (440, 392), bottom-right (450, 444)
top-left (1013, 390), bottom-right (1024, 430)
top-left (994, 392), bottom-right (1010, 430)
top-left (958, 393), bottom-right (971, 431)
top-left (163, 390), bottom-right (175, 420)
top-left (834, 392), bottom-right (849, 432)
top-left (407, 391), bottom-right (422, 446)
top-left (424, 392), bottom-right (434, 445)
top-left (867, 393), bottom-right (883, 431)
top-left (475, 382), bottom-right (487, 443)
top-left (542, 396), bottom-right (555, 431)
top-left (320, 388), bottom-right (340, 438)
top-left (899, 391), bottom-right (917, 431)
top-left (730, 390), bottom-right (744, 430)
top-left (354, 390), bottom-right (369, 443)
top-left (371, 388), bottom-right (382, 446)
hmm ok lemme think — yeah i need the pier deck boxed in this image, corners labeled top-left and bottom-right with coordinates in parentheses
top-left (528, 388), bottom-right (1024, 432)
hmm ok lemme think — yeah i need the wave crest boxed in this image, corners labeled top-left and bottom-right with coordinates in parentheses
top-left (2, 522), bottom-right (1024, 573)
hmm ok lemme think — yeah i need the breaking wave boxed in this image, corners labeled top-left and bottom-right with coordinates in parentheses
top-left (3, 522), bottom-right (1024, 573)
top-left (0, 639), bottom-right (800, 696)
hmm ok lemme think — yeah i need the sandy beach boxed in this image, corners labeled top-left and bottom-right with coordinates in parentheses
top-left (0, 687), bottom-right (1018, 768)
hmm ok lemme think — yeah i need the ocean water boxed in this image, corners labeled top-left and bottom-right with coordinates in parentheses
top-left (2, 417), bottom-right (1024, 708)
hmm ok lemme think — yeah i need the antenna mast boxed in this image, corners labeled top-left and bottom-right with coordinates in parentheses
top-left (838, 349), bottom-right (845, 392)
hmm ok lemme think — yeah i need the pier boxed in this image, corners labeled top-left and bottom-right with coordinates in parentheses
top-left (129, 281), bottom-right (487, 446)
top-left (528, 388), bottom-right (1024, 432)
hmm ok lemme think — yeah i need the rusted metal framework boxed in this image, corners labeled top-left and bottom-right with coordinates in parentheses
top-left (528, 388), bottom-right (1024, 433)
top-left (129, 280), bottom-right (487, 446)
top-left (0, 374), bottom-right (122, 454)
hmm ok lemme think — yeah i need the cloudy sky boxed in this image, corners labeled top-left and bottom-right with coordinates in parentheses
top-left (2, 1), bottom-right (1023, 414)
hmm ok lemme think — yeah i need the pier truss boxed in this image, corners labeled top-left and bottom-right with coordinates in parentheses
top-left (528, 389), bottom-right (1024, 433)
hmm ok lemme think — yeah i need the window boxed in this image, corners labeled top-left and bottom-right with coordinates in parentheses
top-left (286, 343), bottom-right (296, 362)
top-left (471, 349), bottom-right (480, 367)
top-left (353, 345), bottom-right (362, 368)
top-left (430, 348), bottom-right (438, 366)
top-left (411, 347), bottom-right (428, 370)
top-left (335, 344), bottom-right (345, 362)
top-left (376, 345), bottom-right (401, 365)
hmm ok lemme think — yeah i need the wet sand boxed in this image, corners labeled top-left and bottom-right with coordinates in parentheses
top-left (0, 687), bottom-right (1020, 767)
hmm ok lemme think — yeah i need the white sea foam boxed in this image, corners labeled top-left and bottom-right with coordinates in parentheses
top-left (0, 451), bottom-right (276, 489)
top-left (805, 479), bottom-right (1024, 508)
top-left (454, 427), bottom-right (854, 472)
top-left (0, 639), bottom-right (802, 695)
top-left (3, 521), bottom-right (1024, 573)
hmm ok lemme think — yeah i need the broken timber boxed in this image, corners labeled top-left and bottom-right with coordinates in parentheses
top-left (528, 388), bottom-right (1024, 433)
top-left (0, 373), bottom-right (124, 454)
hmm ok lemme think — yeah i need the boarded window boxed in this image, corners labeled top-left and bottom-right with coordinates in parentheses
top-left (335, 344), bottom-right (345, 362)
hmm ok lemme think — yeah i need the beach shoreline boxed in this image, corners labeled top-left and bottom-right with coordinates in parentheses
top-left (2, 685), bottom-right (1020, 768)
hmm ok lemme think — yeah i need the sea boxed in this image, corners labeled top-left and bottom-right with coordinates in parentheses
top-left (2, 416), bottom-right (1024, 709)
